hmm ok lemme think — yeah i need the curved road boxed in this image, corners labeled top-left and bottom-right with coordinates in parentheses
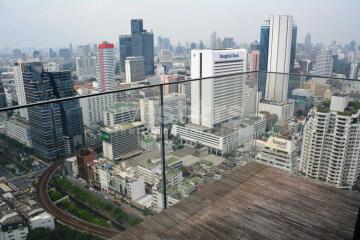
top-left (36, 159), bottom-right (119, 239)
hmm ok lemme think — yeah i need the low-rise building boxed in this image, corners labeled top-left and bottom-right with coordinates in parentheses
top-left (256, 136), bottom-right (301, 174)
top-left (26, 209), bottom-right (55, 230)
top-left (0, 200), bottom-right (28, 240)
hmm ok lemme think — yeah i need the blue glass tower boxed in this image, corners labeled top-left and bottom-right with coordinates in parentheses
top-left (259, 25), bottom-right (270, 98)
top-left (119, 35), bottom-right (133, 73)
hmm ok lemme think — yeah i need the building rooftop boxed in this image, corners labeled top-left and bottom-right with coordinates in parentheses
top-left (113, 163), bottom-right (360, 240)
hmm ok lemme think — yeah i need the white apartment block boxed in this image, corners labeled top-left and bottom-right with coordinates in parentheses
top-left (103, 103), bottom-right (137, 127)
top-left (101, 122), bottom-right (143, 161)
top-left (264, 15), bottom-right (295, 102)
top-left (256, 136), bottom-right (300, 174)
top-left (78, 89), bottom-right (115, 127)
top-left (4, 117), bottom-right (32, 147)
top-left (191, 49), bottom-right (247, 128)
top-left (311, 49), bottom-right (334, 78)
top-left (76, 56), bottom-right (96, 80)
top-left (139, 93), bottom-right (186, 130)
top-left (300, 95), bottom-right (360, 188)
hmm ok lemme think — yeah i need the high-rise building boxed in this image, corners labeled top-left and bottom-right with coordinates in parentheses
top-left (223, 37), bottom-right (234, 48)
top-left (125, 56), bottom-right (145, 83)
top-left (349, 63), bottom-right (358, 79)
top-left (131, 19), bottom-right (154, 76)
top-left (103, 102), bottom-right (138, 127)
top-left (190, 49), bottom-right (247, 128)
top-left (131, 19), bottom-right (144, 35)
top-left (76, 56), bottom-right (96, 80)
top-left (96, 41), bottom-right (116, 92)
top-left (140, 93), bottom-right (186, 130)
top-left (210, 32), bottom-right (217, 49)
top-left (259, 15), bottom-right (297, 101)
top-left (14, 59), bottom-right (39, 119)
top-left (78, 89), bottom-right (115, 127)
top-left (311, 49), bottom-right (334, 78)
top-left (48, 71), bottom-right (85, 154)
top-left (249, 50), bottom-right (260, 72)
top-left (300, 95), bottom-right (360, 188)
top-left (118, 35), bottom-right (133, 73)
top-left (157, 36), bottom-right (171, 50)
top-left (0, 80), bottom-right (7, 108)
top-left (22, 62), bottom-right (65, 161)
top-left (101, 122), bottom-right (143, 161)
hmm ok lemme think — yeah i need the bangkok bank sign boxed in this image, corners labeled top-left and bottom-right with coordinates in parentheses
top-left (218, 53), bottom-right (240, 60)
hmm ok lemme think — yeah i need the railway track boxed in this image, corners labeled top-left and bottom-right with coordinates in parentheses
top-left (36, 159), bottom-right (119, 239)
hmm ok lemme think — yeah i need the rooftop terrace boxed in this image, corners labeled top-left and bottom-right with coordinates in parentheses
top-left (112, 163), bottom-right (360, 240)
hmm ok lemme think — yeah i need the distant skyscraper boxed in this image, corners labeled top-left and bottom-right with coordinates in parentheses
top-left (22, 62), bottom-right (65, 161)
top-left (210, 32), bottom-right (217, 49)
top-left (249, 50), bottom-right (260, 72)
top-left (0, 80), bottom-right (7, 108)
top-left (349, 63), bottom-right (358, 79)
top-left (131, 19), bottom-right (144, 35)
top-left (191, 49), bottom-right (247, 128)
top-left (125, 56), bottom-right (145, 83)
top-left (304, 33), bottom-right (312, 53)
top-left (157, 37), bottom-right (171, 50)
top-left (76, 56), bottom-right (96, 80)
top-left (311, 49), bottom-right (333, 77)
top-left (48, 71), bottom-right (85, 154)
top-left (96, 41), bottom-right (116, 92)
top-left (259, 15), bottom-right (297, 101)
top-left (12, 49), bottom-right (22, 59)
top-left (223, 37), bottom-right (234, 48)
top-left (119, 35), bottom-right (133, 73)
top-left (131, 19), bottom-right (155, 75)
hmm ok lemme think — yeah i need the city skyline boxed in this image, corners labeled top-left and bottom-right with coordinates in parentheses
top-left (1, 0), bottom-right (360, 49)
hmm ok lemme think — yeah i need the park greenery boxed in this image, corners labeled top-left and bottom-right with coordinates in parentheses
top-left (52, 177), bottom-right (142, 227)
top-left (59, 200), bottom-right (111, 228)
top-left (48, 189), bottom-right (65, 202)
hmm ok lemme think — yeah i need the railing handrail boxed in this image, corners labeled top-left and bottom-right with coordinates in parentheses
top-left (0, 70), bottom-right (359, 113)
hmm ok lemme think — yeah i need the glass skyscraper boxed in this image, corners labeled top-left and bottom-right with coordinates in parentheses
top-left (22, 62), bottom-right (65, 161)
top-left (119, 35), bottom-right (133, 73)
top-left (48, 71), bottom-right (85, 154)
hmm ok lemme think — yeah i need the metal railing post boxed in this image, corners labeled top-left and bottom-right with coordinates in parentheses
top-left (354, 207), bottom-right (360, 240)
top-left (159, 85), bottom-right (168, 209)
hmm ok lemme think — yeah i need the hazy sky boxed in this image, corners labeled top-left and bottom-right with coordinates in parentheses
top-left (1, 0), bottom-right (359, 49)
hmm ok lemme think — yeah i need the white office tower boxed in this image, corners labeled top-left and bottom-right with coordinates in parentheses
top-left (125, 56), bottom-right (145, 83)
top-left (300, 95), bottom-right (360, 188)
top-left (96, 42), bottom-right (116, 92)
top-left (76, 56), bottom-right (96, 80)
top-left (140, 93), bottom-right (186, 131)
top-left (265, 15), bottom-right (294, 102)
top-left (77, 88), bottom-right (115, 127)
top-left (311, 49), bottom-right (334, 78)
top-left (14, 59), bottom-right (40, 120)
top-left (191, 49), bottom-right (247, 128)
top-left (349, 63), bottom-right (358, 79)
top-left (101, 122), bottom-right (143, 161)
